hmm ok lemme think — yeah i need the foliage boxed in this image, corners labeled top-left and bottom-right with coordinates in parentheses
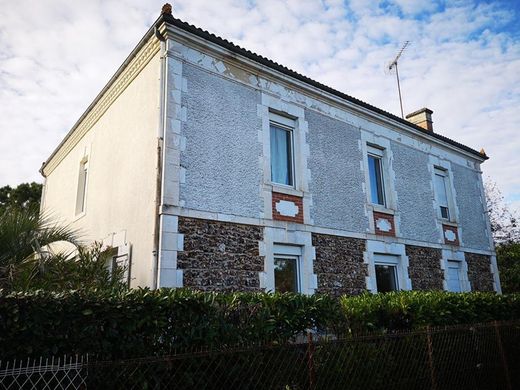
top-left (10, 243), bottom-right (128, 293)
top-left (496, 242), bottom-right (520, 293)
top-left (484, 178), bottom-right (519, 244)
top-left (0, 208), bottom-right (80, 289)
top-left (0, 289), bottom-right (518, 360)
top-left (0, 182), bottom-right (42, 213)
top-left (339, 290), bottom-right (519, 333)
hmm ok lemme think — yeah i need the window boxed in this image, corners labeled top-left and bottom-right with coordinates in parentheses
top-left (270, 122), bottom-right (294, 187)
top-left (274, 256), bottom-right (300, 293)
top-left (75, 159), bottom-right (88, 215)
top-left (446, 260), bottom-right (462, 292)
top-left (434, 168), bottom-right (450, 219)
top-left (367, 146), bottom-right (385, 206)
top-left (374, 254), bottom-right (400, 292)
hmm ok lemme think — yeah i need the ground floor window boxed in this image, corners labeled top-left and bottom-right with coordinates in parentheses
top-left (446, 260), bottom-right (462, 292)
top-left (274, 255), bottom-right (300, 293)
top-left (374, 254), bottom-right (400, 292)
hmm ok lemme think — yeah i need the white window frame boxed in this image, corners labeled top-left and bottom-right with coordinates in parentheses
top-left (433, 167), bottom-right (452, 221)
top-left (274, 254), bottom-right (301, 293)
top-left (374, 254), bottom-right (400, 292)
top-left (75, 157), bottom-right (89, 216)
top-left (367, 145), bottom-right (387, 207)
top-left (269, 112), bottom-right (296, 189)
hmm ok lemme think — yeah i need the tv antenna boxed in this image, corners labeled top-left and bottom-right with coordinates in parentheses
top-left (387, 41), bottom-right (410, 119)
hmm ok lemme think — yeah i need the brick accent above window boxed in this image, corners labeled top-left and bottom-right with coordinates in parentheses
top-left (373, 211), bottom-right (396, 237)
top-left (443, 224), bottom-right (460, 246)
top-left (272, 192), bottom-right (304, 224)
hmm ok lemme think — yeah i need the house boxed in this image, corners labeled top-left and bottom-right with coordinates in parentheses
top-left (40, 4), bottom-right (501, 295)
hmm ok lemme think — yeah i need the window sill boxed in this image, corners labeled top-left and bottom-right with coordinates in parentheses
top-left (439, 219), bottom-right (458, 227)
top-left (369, 204), bottom-right (395, 215)
top-left (267, 183), bottom-right (304, 197)
top-left (73, 211), bottom-right (86, 222)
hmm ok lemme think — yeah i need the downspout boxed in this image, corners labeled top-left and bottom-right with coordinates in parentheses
top-left (152, 26), bottom-right (167, 290)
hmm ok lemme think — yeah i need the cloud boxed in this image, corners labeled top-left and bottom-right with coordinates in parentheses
top-left (0, 0), bottom-right (519, 208)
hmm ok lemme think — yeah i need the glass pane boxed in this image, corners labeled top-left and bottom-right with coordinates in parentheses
top-left (435, 174), bottom-right (449, 219)
top-left (447, 261), bottom-right (461, 292)
top-left (270, 125), bottom-right (293, 186)
top-left (368, 155), bottom-right (385, 205)
top-left (440, 206), bottom-right (450, 220)
top-left (375, 264), bottom-right (398, 292)
top-left (274, 257), bottom-right (298, 293)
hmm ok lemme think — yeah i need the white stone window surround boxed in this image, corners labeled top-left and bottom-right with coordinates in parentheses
top-left (364, 240), bottom-right (411, 292)
top-left (259, 227), bottom-right (317, 295)
top-left (73, 146), bottom-right (91, 220)
top-left (440, 249), bottom-right (470, 292)
top-left (360, 132), bottom-right (399, 235)
top-left (258, 92), bottom-right (312, 224)
top-left (428, 157), bottom-right (461, 245)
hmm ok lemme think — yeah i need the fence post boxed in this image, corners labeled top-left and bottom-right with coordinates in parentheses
top-left (307, 331), bottom-right (316, 390)
top-left (426, 326), bottom-right (437, 390)
top-left (494, 321), bottom-right (512, 390)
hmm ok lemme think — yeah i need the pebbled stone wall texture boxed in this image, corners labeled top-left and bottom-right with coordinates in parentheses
top-left (312, 233), bottom-right (367, 296)
top-left (181, 64), bottom-right (263, 218)
top-left (405, 245), bottom-right (444, 290)
top-left (392, 142), bottom-right (439, 243)
top-left (306, 109), bottom-right (368, 233)
top-left (466, 252), bottom-right (494, 291)
top-left (452, 163), bottom-right (490, 251)
top-left (177, 217), bottom-right (264, 292)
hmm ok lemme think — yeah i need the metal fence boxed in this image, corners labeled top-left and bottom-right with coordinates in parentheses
top-left (1, 321), bottom-right (518, 389)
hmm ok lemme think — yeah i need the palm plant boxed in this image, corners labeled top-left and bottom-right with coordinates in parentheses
top-left (0, 207), bottom-right (80, 290)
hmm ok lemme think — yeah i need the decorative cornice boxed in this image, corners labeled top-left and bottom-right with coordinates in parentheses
top-left (43, 37), bottom-right (160, 176)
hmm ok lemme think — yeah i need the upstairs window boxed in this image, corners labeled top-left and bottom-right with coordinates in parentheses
top-left (75, 159), bottom-right (89, 215)
top-left (434, 168), bottom-right (450, 220)
top-left (367, 146), bottom-right (386, 206)
top-left (270, 118), bottom-right (294, 187)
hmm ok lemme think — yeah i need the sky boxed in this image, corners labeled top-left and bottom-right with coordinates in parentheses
top-left (0, 0), bottom-right (519, 211)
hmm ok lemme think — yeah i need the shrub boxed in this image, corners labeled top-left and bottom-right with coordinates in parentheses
top-left (0, 289), bottom-right (518, 360)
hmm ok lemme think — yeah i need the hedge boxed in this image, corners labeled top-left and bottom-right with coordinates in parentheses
top-left (0, 289), bottom-right (518, 359)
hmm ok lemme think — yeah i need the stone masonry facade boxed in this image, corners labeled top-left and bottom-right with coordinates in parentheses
top-left (311, 233), bottom-right (367, 296)
top-left (466, 252), bottom-right (494, 292)
top-left (177, 217), bottom-right (264, 292)
top-left (405, 245), bottom-right (444, 290)
top-left (177, 218), bottom-right (495, 294)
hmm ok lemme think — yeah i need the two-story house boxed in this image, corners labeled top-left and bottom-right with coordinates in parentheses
top-left (40, 4), bottom-right (501, 295)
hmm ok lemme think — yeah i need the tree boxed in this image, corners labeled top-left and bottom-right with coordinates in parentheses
top-left (496, 243), bottom-right (520, 293)
top-left (484, 178), bottom-right (520, 293)
top-left (0, 208), bottom-right (127, 292)
top-left (0, 182), bottom-right (43, 213)
top-left (484, 178), bottom-right (519, 244)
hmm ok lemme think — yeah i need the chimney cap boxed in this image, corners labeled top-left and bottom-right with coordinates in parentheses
top-left (161, 3), bottom-right (172, 15)
top-left (405, 107), bottom-right (433, 119)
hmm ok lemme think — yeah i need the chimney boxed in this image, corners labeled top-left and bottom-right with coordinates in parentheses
top-left (406, 108), bottom-right (433, 132)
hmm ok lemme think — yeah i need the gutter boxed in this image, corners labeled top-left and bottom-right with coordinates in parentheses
top-left (152, 26), bottom-right (167, 290)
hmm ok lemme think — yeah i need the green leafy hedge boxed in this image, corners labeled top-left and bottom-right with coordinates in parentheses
top-left (0, 289), bottom-right (518, 359)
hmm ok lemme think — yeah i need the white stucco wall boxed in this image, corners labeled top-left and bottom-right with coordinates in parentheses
top-left (42, 50), bottom-right (161, 288)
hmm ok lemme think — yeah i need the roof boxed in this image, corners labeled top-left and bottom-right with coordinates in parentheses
top-left (41, 7), bottom-right (487, 173)
top-left (158, 11), bottom-right (487, 161)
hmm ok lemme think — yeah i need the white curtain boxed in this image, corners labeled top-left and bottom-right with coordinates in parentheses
top-left (270, 125), bottom-right (291, 185)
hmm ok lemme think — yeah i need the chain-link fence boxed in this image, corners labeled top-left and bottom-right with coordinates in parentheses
top-left (1, 321), bottom-right (518, 389)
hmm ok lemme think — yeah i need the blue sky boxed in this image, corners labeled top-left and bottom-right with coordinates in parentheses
top-left (0, 0), bottom-right (519, 211)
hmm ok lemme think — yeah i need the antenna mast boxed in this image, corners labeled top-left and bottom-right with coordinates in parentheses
top-left (388, 41), bottom-right (410, 119)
